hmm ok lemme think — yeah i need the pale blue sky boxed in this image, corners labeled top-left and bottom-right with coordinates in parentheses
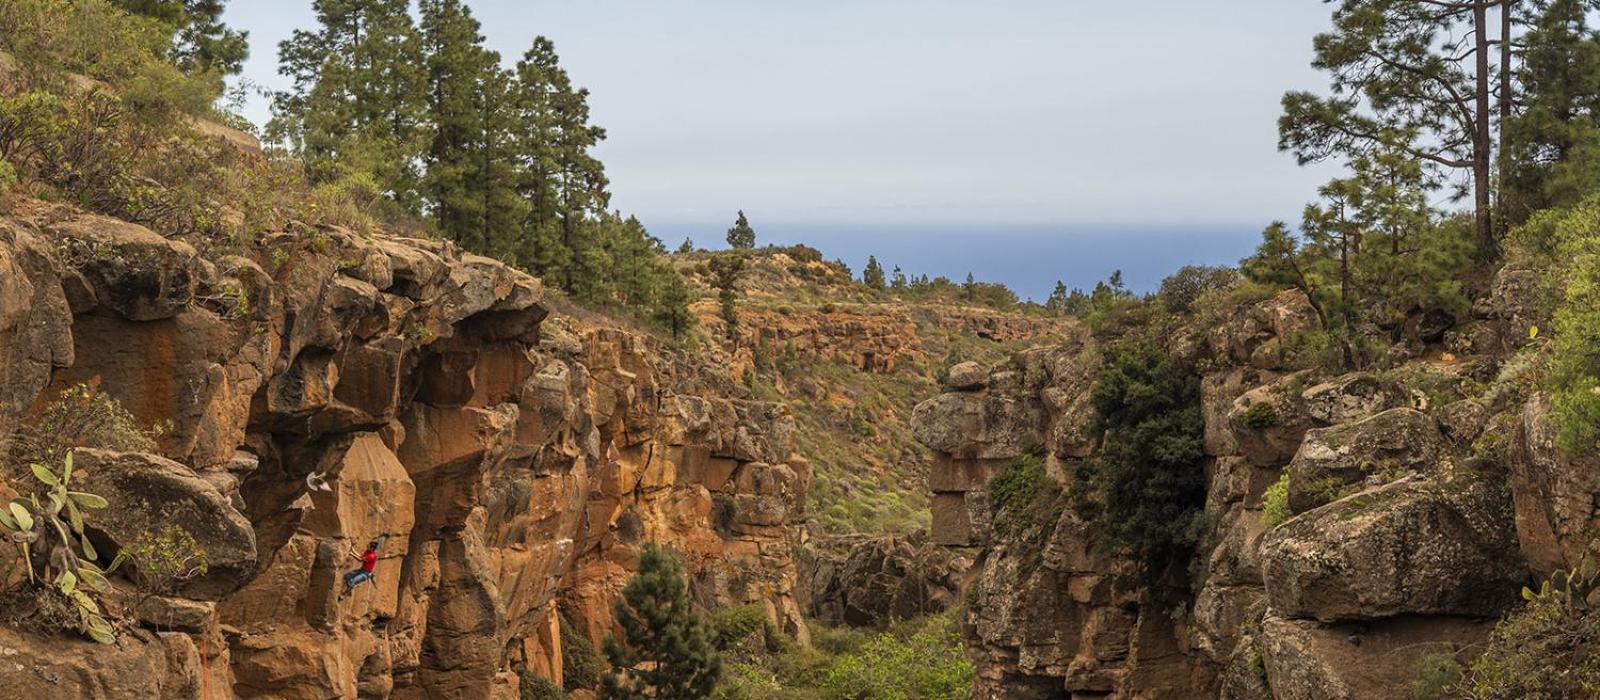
top-left (222, 1), bottom-right (1342, 296)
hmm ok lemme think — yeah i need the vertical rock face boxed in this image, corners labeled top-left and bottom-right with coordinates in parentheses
top-left (914, 289), bottom-right (1537, 699)
top-left (0, 211), bottom-right (810, 698)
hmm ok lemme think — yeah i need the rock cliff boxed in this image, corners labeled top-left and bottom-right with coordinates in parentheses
top-left (0, 205), bottom-right (810, 698)
top-left (914, 283), bottom-right (1563, 699)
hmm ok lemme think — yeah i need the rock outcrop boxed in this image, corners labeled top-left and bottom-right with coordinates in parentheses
top-left (0, 208), bottom-right (812, 698)
top-left (914, 288), bottom-right (1538, 699)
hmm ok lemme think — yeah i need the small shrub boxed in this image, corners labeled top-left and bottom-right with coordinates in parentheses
top-left (7, 383), bottom-right (156, 471)
top-left (123, 524), bottom-right (209, 610)
top-left (1262, 472), bottom-right (1291, 531)
top-left (711, 604), bottom-right (768, 651)
top-left (1413, 653), bottom-right (1463, 700)
top-left (520, 671), bottom-right (565, 700)
top-left (1240, 402), bottom-right (1279, 430)
top-left (713, 494), bottom-right (739, 535)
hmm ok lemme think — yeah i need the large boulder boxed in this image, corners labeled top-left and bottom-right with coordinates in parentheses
top-left (1286, 408), bottom-right (1451, 514)
top-left (47, 215), bottom-right (201, 321)
top-left (1261, 476), bottom-right (1524, 622)
top-left (0, 626), bottom-right (206, 699)
top-left (73, 449), bottom-right (257, 599)
top-left (945, 361), bottom-right (988, 391)
top-left (799, 534), bottom-right (969, 627)
top-left (1509, 393), bottom-right (1600, 577)
top-left (912, 391), bottom-right (1030, 460)
top-left (1258, 615), bottom-right (1491, 700)
top-left (1228, 372), bottom-right (1409, 467)
top-left (1206, 290), bottom-right (1320, 369)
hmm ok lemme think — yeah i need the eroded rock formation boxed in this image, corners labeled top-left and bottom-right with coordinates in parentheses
top-left (915, 284), bottom-right (1553, 699)
top-left (0, 208), bottom-right (809, 698)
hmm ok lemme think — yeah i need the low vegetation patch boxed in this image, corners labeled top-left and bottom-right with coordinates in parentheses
top-left (713, 614), bottom-right (973, 700)
top-left (1438, 559), bottom-right (1600, 698)
top-left (1262, 472), bottom-right (1292, 531)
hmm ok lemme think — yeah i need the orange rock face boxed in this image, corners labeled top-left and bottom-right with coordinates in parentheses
top-left (0, 209), bottom-right (810, 698)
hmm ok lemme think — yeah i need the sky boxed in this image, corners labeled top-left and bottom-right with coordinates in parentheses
top-left (223, 1), bottom-right (1343, 298)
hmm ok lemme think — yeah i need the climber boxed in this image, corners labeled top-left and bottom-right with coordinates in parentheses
top-left (339, 536), bottom-right (386, 599)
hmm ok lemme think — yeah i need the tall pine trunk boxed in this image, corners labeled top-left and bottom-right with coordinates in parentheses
top-left (1474, 0), bottom-right (1497, 258)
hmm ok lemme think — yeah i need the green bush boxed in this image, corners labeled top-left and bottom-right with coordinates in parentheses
top-left (1413, 653), bottom-right (1463, 700)
top-left (520, 672), bottom-right (565, 700)
top-left (1158, 265), bottom-right (1240, 314)
top-left (712, 604), bottom-right (768, 651)
top-left (1510, 195), bottom-right (1600, 456)
top-left (9, 384), bottom-right (156, 463)
top-left (1077, 339), bottom-right (1207, 580)
top-left (1262, 472), bottom-right (1292, 531)
top-left (1448, 564), bottom-right (1600, 698)
top-left (712, 615), bottom-right (972, 700)
top-left (817, 616), bottom-right (974, 700)
top-left (1239, 402), bottom-right (1279, 430)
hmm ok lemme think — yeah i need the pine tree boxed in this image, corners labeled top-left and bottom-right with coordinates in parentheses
top-left (709, 253), bottom-right (746, 342)
top-left (891, 265), bottom-right (907, 291)
top-left (862, 255), bottom-right (886, 290)
top-left (655, 274), bottom-right (696, 342)
top-left (601, 543), bottom-right (720, 699)
top-left (726, 210), bottom-right (756, 249)
top-left (962, 272), bottom-right (976, 301)
top-left (420, 0), bottom-right (516, 253)
top-left (270, 0), bottom-right (428, 208)
top-left (677, 237), bottom-right (694, 254)
top-left (113, 0), bottom-right (249, 79)
top-left (509, 37), bottom-right (610, 287)
top-left (1046, 280), bottom-right (1070, 314)
top-left (1280, 0), bottom-right (1519, 257)
top-left (1500, 0), bottom-right (1600, 225)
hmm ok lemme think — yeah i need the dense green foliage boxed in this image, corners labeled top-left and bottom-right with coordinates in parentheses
top-left (602, 543), bottom-right (721, 699)
top-left (111, 0), bottom-right (248, 83)
top-left (1509, 195), bottom-right (1600, 454)
top-left (1241, 151), bottom-right (1474, 368)
top-left (715, 615), bottom-right (973, 700)
top-left (265, 0), bottom-right (688, 323)
top-left (1157, 265), bottom-right (1239, 314)
top-left (1500, 0), bottom-right (1600, 227)
top-left (1074, 339), bottom-right (1206, 579)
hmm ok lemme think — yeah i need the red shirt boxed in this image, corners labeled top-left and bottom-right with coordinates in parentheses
top-left (361, 549), bottom-right (378, 573)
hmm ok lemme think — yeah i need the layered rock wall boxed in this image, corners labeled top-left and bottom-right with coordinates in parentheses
top-left (0, 208), bottom-right (809, 698)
